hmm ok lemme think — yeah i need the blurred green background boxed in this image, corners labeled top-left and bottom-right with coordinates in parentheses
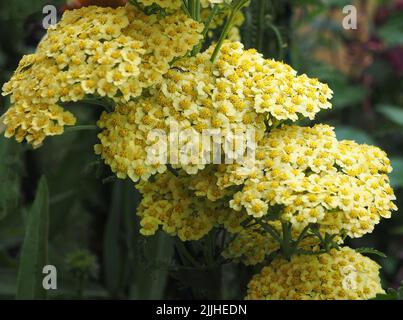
top-left (0, 0), bottom-right (402, 299)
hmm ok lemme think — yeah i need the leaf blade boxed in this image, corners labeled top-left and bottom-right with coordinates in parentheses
top-left (355, 247), bottom-right (386, 258)
top-left (376, 104), bottom-right (403, 127)
top-left (16, 176), bottom-right (49, 300)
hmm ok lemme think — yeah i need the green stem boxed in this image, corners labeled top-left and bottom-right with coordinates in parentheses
top-left (256, 0), bottom-right (266, 52)
top-left (267, 23), bottom-right (284, 60)
top-left (64, 125), bottom-right (98, 133)
top-left (240, 216), bottom-right (254, 228)
top-left (295, 224), bottom-right (312, 247)
top-left (311, 227), bottom-right (324, 243)
top-left (189, 0), bottom-right (196, 19)
top-left (202, 4), bottom-right (219, 37)
top-left (296, 249), bottom-right (326, 256)
top-left (181, 0), bottom-right (191, 17)
top-left (195, 0), bottom-right (201, 21)
top-left (281, 222), bottom-right (292, 260)
top-left (210, 13), bottom-right (234, 62)
top-left (210, 0), bottom-right (249, 63)
top-left (258, 221), bottom-right (282, 244)
top-left (192, 4), bottom-right (220, 55)
top-left (166, 164), bottom-right (179, 177)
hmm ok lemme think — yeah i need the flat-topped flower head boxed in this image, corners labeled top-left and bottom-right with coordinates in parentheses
top-left (168, 42), bottom-right (333, 124)
top-left (216, 124), bottom-right (397, 238)
top-left (246, 247), bottom-right (384, 300)
top-left (2, 4), bottom-right (202, 147)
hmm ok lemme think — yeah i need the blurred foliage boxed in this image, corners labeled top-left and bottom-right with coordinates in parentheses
top-left (291, 0), bottom-right (403, 288)
top-left (0, 0), bottom-right (402, 299)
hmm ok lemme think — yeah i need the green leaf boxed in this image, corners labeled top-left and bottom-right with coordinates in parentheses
top-left (335, 126), bottom-right (376, 145)
top-left (130, 231), bottom-right (174, 299)
top-left (376, 104), bottom-right (403, 127)
top-left (355, 247), bottom-right (387, 258)
top-left (390, 157), bottom-right (403, 188)
top-left (372, 288), bottom-right (398, 300)
top-left (64, 125), bottom-right (98, 133)
top-left (103, 182), bottom-right (125, 298)
top-left (16, 176), bottom-right (49, 300)
top-left (378, 13), bottom-right (403, 47)
top-left (0, 137), bottom-right (23, 220)
top-left (372, 286), bottom-right (403, 300)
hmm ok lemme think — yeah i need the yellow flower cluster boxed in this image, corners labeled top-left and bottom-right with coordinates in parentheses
top-left (174, 165), bottom-right (233, 201)
top-left (1, 55), bottom-right (77, 148)
top-left (175, 41), bottom-right (332, 124)
top-left (216, 124), bottom-right (397, 238)
top-left (95, 102), bottom-right (164, 181)
top-left (136, 170), bottom-right (247, 241)
top-left (246, 247), bottom-right (384, 300)
top-left (2, 4), bottom-right (203, 147)
top-left (136, 166), bottom-right (327, 267)
top-left (96, 41), bottom-right (333, 181)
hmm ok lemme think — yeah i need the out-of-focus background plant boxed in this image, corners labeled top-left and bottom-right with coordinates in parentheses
top-left (0, 0), bottom-right (402, 299)
top-left (290, 0), bottom-right (403, 289)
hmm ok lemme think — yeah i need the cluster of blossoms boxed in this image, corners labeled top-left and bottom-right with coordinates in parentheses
top-left (128, 101), bottom-right (395, 300)
top-left (1, 2), bottom-right (398, 300)
top-left (215, 124), bottom-right (397, 238)
top-left (246, 247), bottom-right (384, 300)
top-left (1, 4), bottom-right (203, 147)
top-left (136, 170), bottom-right (247, 241)
top-left (95, 41), bottom-right (333, 181)
top-left (136, 166), bottom-right (306, 265)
